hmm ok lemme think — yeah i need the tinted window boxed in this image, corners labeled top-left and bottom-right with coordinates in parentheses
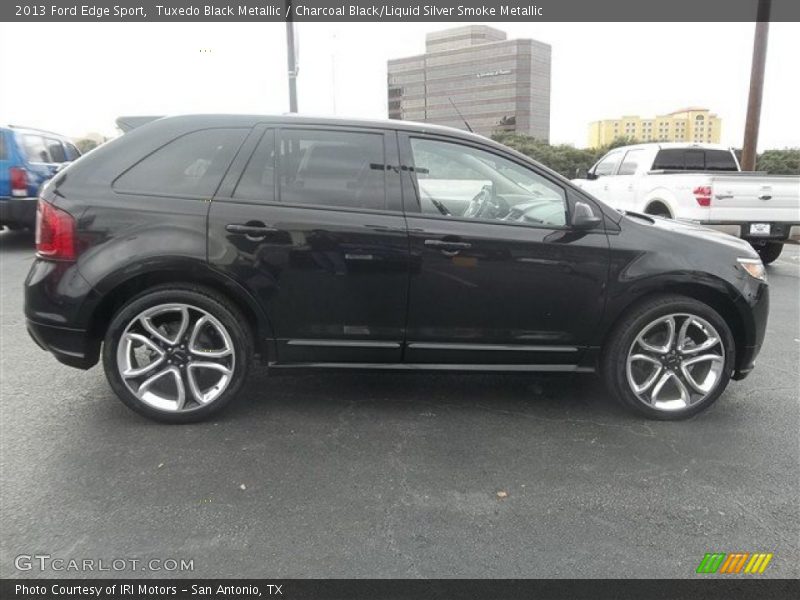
top-left (0, 132), bottom-right (6, 160)
top-left (409, 137), bottom-right (567, 227)
top-left (618, 149), bottom-right (644, 175)
top-left (685, 150), bottom-right (704, 170)
top-left (64, 142), bottom-right (81, 161)
top-left (233, 130), bottom-right (276, 202)
top-left (115, 128), bottom-right (247, 197)
top-left (279, 129), bottom-right (386, 210)
top-left (20, 134), bottom-right (50, 163)
top-left (46, 138), bottom-right (67, 163)
top-left (652, 149), bottom-right (685, 170)
top-left (593, 152), bottom-right (622, 176)
top-left (705, 150), bottom-right (738, 171)
top-left (653, 148), bottom-right (738, 171)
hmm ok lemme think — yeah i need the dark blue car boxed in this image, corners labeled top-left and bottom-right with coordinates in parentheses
top-left (0, 125), bottom-right (81, 230)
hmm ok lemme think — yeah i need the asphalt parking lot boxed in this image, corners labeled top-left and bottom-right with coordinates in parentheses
top-left (0, 229), bottom-right (798, 579)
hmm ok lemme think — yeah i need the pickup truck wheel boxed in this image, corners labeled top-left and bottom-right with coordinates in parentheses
top-left (602, 295), bottom-right (735, 420)
top-left (645, 203), bottom-right (671, 218)
top-left (752, 242), bottom-right (783, 265)
top-left (102, 285), bottom-right (253, 423)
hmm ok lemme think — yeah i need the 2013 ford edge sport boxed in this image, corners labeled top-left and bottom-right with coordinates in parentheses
top-left (24, 115), bottom-right (769, 423)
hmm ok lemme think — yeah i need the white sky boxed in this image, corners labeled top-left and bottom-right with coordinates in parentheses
top-left (0, 21), bottom-right (798, 149)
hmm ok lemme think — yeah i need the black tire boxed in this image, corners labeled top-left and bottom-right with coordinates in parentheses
top-left (102, 284), bottom-right (253, 423)
top-left (602, 294), bottom-right (735, 420)
top-left (753, 242), bottom-right (783, 265)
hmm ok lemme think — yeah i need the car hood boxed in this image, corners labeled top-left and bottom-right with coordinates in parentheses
top-left (623, 212), bottom-right (758, 257)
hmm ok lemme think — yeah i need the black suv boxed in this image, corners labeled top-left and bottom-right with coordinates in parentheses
top-left (25, 115), bottom-right (769, 422)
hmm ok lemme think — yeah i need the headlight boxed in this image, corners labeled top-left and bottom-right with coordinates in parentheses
top-left (737, 257), bottom-right (767, 282)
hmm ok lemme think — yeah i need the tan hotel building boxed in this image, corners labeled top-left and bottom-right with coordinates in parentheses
top-left (588, 108), bottom-right (722, 148)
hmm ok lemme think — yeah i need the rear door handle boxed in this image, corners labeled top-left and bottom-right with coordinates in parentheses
top-left (225, 223), bottom-right (278, 236)
top-left (424, 239), bottom-right (472, 250)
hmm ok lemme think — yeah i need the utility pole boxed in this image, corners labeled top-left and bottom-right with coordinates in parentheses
top-left (741, 0), bottom-right (771, 171)
top-left (285, 1), bottom-right (298, 113)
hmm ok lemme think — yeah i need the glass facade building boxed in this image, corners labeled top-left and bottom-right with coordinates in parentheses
top-left (387, 26), bottom-right (551, 140)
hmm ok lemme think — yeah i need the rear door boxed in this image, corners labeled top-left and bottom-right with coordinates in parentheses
top-left (207, 124), bottom-right (410, 364)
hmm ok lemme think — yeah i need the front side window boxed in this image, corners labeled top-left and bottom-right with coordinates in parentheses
top-left (115, 128), bottom-right (248, 197)
top-left (409, 138), bottom-right (567, 227)
top-left (593, 151), bottom-right (622, 177)
top-left (46, 138), bottom-right (66, 163)
top-left (279, 129), bottom-right (386, 210)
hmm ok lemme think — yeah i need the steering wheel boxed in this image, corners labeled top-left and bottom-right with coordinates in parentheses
top-left (463, 184), bottom-right (494, 219)
top-left (463, 184), bottom-right (508, 220)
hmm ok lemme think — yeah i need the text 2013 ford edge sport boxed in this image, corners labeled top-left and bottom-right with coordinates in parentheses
top-left (24, 115), bottom-right (769, 423)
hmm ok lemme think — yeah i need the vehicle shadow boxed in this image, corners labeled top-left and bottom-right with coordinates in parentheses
top-left (0, 229), bottom-right (35, 252)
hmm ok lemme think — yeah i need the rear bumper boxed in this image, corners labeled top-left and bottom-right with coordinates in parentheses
top-left (0, 196), bottom-right (38, 227)
top-left (26, 319), bottom-right (99, 370)
top-left (701, 222), bottom-right (800, 244)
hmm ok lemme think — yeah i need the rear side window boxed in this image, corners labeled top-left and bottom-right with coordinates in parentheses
top-left (233, 130), bottom-right (275, 202)
top-left (20, 134), bottom-right (51, 163)
top-left (115, 128), bottom-right (248, 197)
top-left (0, 132), bottom-right (7, 160)
top-left (618, 149), bottom-right (644, 175)
top-left (593, 151), bottom-right (622, 177)
top-left (278, 129), bottom-right (386, 210)
top-left (46, 138), bottom-right (67, 163)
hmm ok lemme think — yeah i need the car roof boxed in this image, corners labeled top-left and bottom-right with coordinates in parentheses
top-left (132, 113), bottom-right (493, 143)
top-left (609, 142), bottom-right (732, 152)
top-left (2, 124), bottom-right (72, 139)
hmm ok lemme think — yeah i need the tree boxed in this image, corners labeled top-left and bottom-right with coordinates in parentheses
top-left (756, 148), bottom-right (800, 174)
top-left (492, 133), bottom-right (640, 179)
top-left (75, 138), bottom-right (99, 154)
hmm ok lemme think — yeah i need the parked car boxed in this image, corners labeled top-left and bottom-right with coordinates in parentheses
top-left (25, 115), bottom-right (769, 423)
top-left (572, 143), bottom-right (800, 264)
top-left (0, 125), bottom-right (81, 230)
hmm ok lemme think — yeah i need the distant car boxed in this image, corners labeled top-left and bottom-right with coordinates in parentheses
top-left (25, 115), bottom-right (768, 423)
top-left (0, 125), bottom-right (81, 230)
top-left (572, 143), bottom-right (800, 264)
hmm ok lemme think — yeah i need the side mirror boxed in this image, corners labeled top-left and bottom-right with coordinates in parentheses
top-left (571, 201), bottom-right (602, 230)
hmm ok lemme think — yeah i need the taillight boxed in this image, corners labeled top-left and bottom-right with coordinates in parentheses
top-left (10, 167), bottom-right (28, 197)
top-left (693, 185), bottom-right (712, 207)
top-left (35, 200), bottom-right (76, 260)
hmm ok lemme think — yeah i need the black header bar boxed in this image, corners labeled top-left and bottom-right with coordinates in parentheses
top-left (3, 0), bottom-right (800, 22)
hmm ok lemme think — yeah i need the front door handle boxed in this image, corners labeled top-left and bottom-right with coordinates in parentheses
top-left (424, 239), bottom-right (472, 250)
top-left (225, 223), bottom-right (278, 236)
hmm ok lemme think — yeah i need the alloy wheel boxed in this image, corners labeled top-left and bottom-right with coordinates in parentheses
top-left (116, 303), bottom-right (235, 412)
top-left (625, 313), bottom-right (725, 412)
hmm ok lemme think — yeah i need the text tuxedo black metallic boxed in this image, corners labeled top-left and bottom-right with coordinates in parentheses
top-left (24, 115), bottom-right (768, 422)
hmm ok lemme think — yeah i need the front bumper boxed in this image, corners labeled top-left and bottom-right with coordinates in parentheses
top-left (0, 196), bottom-right (38, 227)
top-left (702, 222), bottom-right (800, 244)
top-left (26, 319), bottom-right (99, 370)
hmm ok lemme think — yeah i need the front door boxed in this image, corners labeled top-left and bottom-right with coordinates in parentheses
top-left (399, 133), bottom-right (610, 367)
top-left (208, 125), bottom-right (409, 364)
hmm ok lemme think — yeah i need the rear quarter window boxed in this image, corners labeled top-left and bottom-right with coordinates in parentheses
top-left (114, 128), bottom-right (248, 198)
top-left (0, 131), bottom-right (7, 160)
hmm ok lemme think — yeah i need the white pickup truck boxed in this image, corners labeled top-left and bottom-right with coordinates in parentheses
top-left (573, 143), bottom-right (800, 264)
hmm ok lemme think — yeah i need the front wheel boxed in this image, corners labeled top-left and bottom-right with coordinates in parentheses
top-left (102, 285), bottom-right (253, 423)
top-left (602, 295), bottom-right (735, 420)
top-left (752, 241), bottom-right (783, 265)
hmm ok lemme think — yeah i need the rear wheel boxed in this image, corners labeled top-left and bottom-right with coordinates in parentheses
top-left (102, 285), bottom-right (253, 423)
top-left (602, 295), bottom-right (735, 419)
top-left (645, 202), bottom-right (671, 218)
top-left (752, 241), bottom-right (783, 265)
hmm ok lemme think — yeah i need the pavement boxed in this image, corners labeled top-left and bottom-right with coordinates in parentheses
top-left (1, 229), bottom-right (798, 579)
